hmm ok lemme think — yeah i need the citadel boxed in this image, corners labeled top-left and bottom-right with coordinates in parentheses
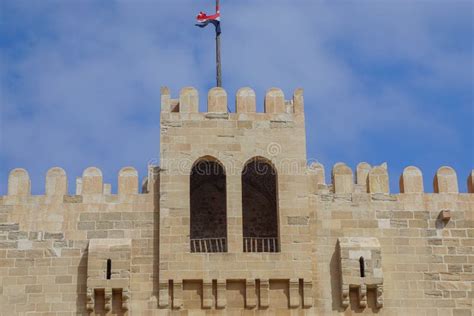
top-left (0, 86), bottom-right (473, 315)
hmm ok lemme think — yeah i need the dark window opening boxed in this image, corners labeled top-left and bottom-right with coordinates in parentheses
top-left (242, 158), bottom-right (279, 252)
top-left (190, 158), bottom-right (227, 252)
top-left (359, 257), bottom-right (365, 277)
top-left (106, 259), bottom-right (112, 279)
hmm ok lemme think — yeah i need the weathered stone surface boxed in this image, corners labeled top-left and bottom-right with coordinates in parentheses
top-left (118, 167), bottom-right (138, 195)
top-left (368, 165), bottom-right (389, 194)
top-left (179, 87), bottom-right (198, 113)
top-left (8, 168), bottom-right (30, 196)
top-left (434, 166), bottom-right (459, 193)
top-left (82, 167), bottom-right (103, 194)
top-left (332, 163), bottom-right (353, 193)
top-left (264, 88), bottom-right (285, 113)
top-left (236, 87), bottom-right (256, 113)
top-left (208, 87), bottom-right (227, 113)
top-left (356, 162), bottom-right (371, 187)
top-left (45, 167), bottom-right (67, 196)
top-left (400, 166), bottom-right (424, 193)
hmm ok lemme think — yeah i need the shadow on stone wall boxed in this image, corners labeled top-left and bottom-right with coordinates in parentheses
top-left (330, 242), bottom-right (345, 312)
top-left (76, 253), bottom-right (88, 315)
top-left (152, 167), bottom-right (160, 307)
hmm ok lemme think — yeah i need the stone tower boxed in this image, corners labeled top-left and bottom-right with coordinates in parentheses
top-left (158, 86), bottom-right (314, 309)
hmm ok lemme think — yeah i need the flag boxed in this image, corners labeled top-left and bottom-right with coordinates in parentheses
top-left (196, 9), bottom-right (221, 34)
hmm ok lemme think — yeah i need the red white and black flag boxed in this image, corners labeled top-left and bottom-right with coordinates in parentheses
top-left (196, 2), bottom-right (221, 34)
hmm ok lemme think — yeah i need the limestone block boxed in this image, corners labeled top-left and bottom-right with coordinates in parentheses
top-left (400, 166), bottom-right (424, 193)
top-left (122, 288), bottom-right (130, 310)
top-left (264, 88), bottom-right (285, 113)
top-left (434, 166), bottom-right (458, 193)
top-left (293, 88), bottom-right (304, 114)
top-left (179, 87), bottom-right (198, 113)
top-left (289, 278), bottom-right (299, 308)
top-left (439, 209), bottom-right (451, 222)
top-left (332, 163), bottom-right (353, 194)
top-left (368, 166), bottom-right (389, 194)
top-left (161, 86), bottom-right (171, 112)
top-left (45, 167), bottom-right (67, 196)
top-left (118, 167), bottom-right (138, 195)
top-left (236, 87), bottom-right (256, 113)
top-left (356, 162), bottom-right (371, 187)
top-left (159, 280), bottom-right (169, 308)
top-left (259, 279), bottom-right (269, 308)
top-left (8, 168), bottom-right (30, 196)
top-left (308, 162), bottom-right (325, 189)
top-left (202, 280), bottom-right (212, 308)
top-left (86, 288), bottom-right (94, 312)
top-left (104, 288), bottom-right (112, 311)
top-left (245, 279), bottom-right (256, 308)
top-left (172, 280), bottom-right (183, 309)
top-left (208, 87), bottom-right (228, 112)
top-left (467, 170), bottom-right (473, 193)
top-left (303, 280), bottom-right (313, 308)
top-left (82, 167), bottom-right (103, 194)
top-left (216, 279), bottom-right (226, 308)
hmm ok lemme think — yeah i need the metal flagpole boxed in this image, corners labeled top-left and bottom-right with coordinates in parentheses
top-left (216, 0), bottom-right (222, 87)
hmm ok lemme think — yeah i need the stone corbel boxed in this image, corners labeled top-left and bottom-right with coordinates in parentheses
top-left (86, 288), bottom-right (95, 312)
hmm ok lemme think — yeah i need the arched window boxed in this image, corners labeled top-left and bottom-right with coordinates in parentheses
top-left (242, 157), bottom-right (279, 252)
top-left (190, 158), bottom-right (227, 253)
top-left (359, 257), bottom-right (365, 277)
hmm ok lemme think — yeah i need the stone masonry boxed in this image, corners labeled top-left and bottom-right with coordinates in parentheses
top-left (0, 86), bottom-right (473, 315)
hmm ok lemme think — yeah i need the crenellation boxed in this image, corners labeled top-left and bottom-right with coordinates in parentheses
top-left (45, 167), bottom-right (67, 196)
top-left (400, 166), bottom-right (424, 193)
top-left (118, 167), bottom-right (139, 196)
top-left (82, 167), bottom-right (103, 195)
top-left (236, 87), bottom-right (256, 113)
top-left (356, 162), bottom-right (372, 188)
top-left (332, 163), bottom-right (354, 194)
top-left (264, 87), bottom-right (286, 114)
top-left (368, 165), bottom-right (390, 194)
top-left (208, 87), bottom-right (227, 112)
top-left (434, 166), bottom-right (459, 193)
top-left (8, 168), bottom-right (30, 196)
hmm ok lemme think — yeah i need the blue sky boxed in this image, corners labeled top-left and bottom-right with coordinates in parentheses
top-left (0, 0), bottom-right (473, 194)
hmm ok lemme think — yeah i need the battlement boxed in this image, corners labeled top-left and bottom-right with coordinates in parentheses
top-left (3, 166), bottom-right (156, 200)
top-left (4, 164), bottom-right (472, 200)
top-left (308, 162), bottom-right (474, 195)
top-left (160, 86), bottom-right (304, 116)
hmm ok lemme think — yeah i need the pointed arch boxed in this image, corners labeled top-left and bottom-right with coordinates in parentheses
top-left (190, 156), bottom-right (227, 252)
top-left (241, 156), bottom-right (279, 252)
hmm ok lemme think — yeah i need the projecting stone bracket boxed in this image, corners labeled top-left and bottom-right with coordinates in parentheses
top-left (158, 278), bottom-right (313, 310)
top-left (86, 239), bottom-right (131, 312)
top-left (338, 237), bottom-right (384, 309)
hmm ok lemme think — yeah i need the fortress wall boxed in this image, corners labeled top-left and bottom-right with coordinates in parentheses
top-left (310, 163), bottom-right (474, 315)
top-left (0, 166), bottom-right (160, 315)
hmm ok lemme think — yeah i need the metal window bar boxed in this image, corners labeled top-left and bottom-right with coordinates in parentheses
top-left (243, 237), bottom-right (279, 253)
top-left (190, 238), bottom-right (227, 253)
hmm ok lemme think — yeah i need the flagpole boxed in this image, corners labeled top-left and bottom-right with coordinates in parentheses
top-left (216, 0), bottom-right (222, 87)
